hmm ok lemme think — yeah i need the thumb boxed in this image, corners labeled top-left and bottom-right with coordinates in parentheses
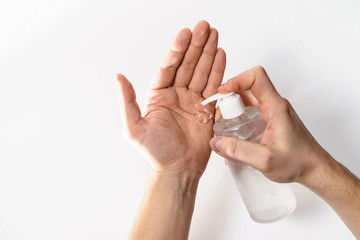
top-left (209, 136), bottom-right (271, 172)
top-left (116, 74), bottom-right (144, 140)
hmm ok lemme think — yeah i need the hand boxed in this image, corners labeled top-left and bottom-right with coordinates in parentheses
top-left (209, 66), bottom-right (360, 238)
top-left (117, 21), bottom-right (226, 179)
top-left (209, 66), bottom-right (329, 184)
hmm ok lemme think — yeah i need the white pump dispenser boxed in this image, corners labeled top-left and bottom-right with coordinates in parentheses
top-left (202, 92), bottom-right (297, 223)
top-left (201, 92), bottom-right (245, 119)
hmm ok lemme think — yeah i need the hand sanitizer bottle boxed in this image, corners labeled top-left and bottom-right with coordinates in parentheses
top-left (201, 93), bottom-right (296, 223)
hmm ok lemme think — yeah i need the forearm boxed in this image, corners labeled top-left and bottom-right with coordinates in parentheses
top-left (302, 152), bottom-right (360, 238)
top-left (129, 169), bottom-right (200, 240)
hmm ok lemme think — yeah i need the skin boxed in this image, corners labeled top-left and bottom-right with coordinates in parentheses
top-left (209, 66), bottom-right (360, 238)
top-left (117, 20), bottom-right (226, 240)
top-left (118, 21), bottom-right (360, 239)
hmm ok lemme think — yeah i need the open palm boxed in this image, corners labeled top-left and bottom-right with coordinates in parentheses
top-left (117, 21), bottom-right (226, 176)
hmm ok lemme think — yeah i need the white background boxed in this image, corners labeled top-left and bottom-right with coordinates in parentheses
top-left (1, 0), bottom-right (360, 239)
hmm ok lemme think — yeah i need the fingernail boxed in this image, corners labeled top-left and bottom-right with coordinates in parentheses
top-left (210, 137), bottom-right (222, 151)
top-left (215, 139), bottom-right (222, 151)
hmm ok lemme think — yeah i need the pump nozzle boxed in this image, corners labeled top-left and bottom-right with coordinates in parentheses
top-left (201, 93), bottom-right (233, 106)
top-left (201, 92), bottom-right (245, 119)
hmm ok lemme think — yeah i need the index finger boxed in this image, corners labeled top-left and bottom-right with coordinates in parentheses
top-left (150, 28), bottom-right (192, 90)
top-left (218, 66), bottom-right (281, 105)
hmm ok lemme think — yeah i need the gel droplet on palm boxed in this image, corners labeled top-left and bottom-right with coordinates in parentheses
top-left (194, 111), bottom-right (209, 124)
top-left (193, 103), bottom-right (213, 124)
top-left (203, 108), bottom-right (212, 119)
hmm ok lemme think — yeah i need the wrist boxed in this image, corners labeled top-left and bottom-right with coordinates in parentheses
top-left (147, 168), bottom-right (201, 195)
top-left (298, 149), bottom-right (335, 189)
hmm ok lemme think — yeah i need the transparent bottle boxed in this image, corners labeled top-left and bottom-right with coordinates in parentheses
top-left (201, 93), bottom-right (296, 223)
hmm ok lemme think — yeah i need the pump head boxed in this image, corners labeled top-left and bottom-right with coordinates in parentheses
top-left (201, 92), bottom-right (245, 119)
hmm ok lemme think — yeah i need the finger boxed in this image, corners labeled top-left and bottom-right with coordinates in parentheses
top-left (173, 20), bottom-right (210, 87)
top-left (239, 90), bottom-right (259, 107)
top-left (209, 136), bottom-right (272, 173)
top-left (218, 66), bottom-right (281, 105)
top-left (202, 48), bottom-right (226, 98)
top-left (188, 28), bottom-right (218, 93)
top-left (150, 28), bottom-right (192, 90)
top-left (116, 74), bottom-right (145, 139)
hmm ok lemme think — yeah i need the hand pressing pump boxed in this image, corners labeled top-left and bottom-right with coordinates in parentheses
top-left (202, 93), bottom-right (297, 223)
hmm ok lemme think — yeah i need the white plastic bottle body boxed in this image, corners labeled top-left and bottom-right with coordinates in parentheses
top-left (214, 106), bottom-right (297, 223)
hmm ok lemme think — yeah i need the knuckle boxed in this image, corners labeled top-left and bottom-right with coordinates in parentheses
top-left (162, 62), bottom-right (177, 71)
top-left (259, 149), bottom-right (274, 173)
top-left (161, 52), bottom-right (179, 70)
top-left (203, 45), bottom-right (217, 56)
top-left (181, 60), bottom-right (196, 71)
top-left (194, 68), bottom-right (209, 80)
top-left (207, 80), bottom-right (221, 90)
top-left (278, 97), bottom-right (291, 112)
top-left (254, 65), bottom-right (266, 74)
top-left (226, 139), bottom-right (241, 158)
top-left (282, 97), bottom-right (291, 106)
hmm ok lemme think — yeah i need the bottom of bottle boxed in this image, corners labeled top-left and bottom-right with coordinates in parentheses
top-left (248, 195), bottom-right (297, 224)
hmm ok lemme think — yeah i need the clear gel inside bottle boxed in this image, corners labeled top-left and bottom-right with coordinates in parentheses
top-left (214, 106), bottom-right (296, 223)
